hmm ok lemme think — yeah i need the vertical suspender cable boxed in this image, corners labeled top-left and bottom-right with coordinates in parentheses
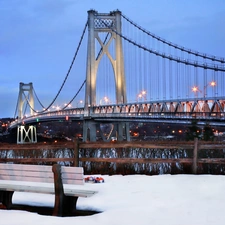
top-left (163, 56), bottom-right (166, 99)
top-left (157, 56), bottom-right (160, 99)
top-left (221, 70), bottom-right (224, 97)
top-left (214, 70), bottom-right (217, 97)
top-left (204, 68), bottom-right (207, 97)
top-left (139, 42), bottom-right (142, 94)
top-left (169, 59), bottom-right (172, 99)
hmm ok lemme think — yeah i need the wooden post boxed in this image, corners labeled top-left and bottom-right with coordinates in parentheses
top-left (73, 138), bottom-right (79, 167)
top-left (192, 138), bottom-right (198, 174)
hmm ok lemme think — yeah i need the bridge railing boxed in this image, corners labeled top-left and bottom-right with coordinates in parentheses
top-left (90, 112), bottom-right (225, 119)
top-left (9, 111), bottom-right (225, 129)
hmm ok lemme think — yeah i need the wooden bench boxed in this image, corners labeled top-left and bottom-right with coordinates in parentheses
top-left (0, 163), bottom-right (97, 216)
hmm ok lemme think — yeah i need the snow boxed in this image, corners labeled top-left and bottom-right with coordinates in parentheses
top-left (1, 174), bottom-right (225, 225)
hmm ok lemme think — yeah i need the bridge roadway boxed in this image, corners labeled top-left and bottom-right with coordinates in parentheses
top-left (10, 98), bottom-right (225, 129)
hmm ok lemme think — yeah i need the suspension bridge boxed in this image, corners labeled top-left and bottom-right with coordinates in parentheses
top-left (9, 10), bottom-right (225, 143)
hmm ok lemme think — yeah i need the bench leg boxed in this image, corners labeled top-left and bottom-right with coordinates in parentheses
top-left (0, 191), bottom-right (14, 209)
top-left (63, 195), bottom-right (78, 215)
top-left (53, 194), bottom-right (78, 216)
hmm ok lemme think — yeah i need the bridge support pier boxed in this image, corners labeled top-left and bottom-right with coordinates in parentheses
top-left (83, 119), bottom-right (130, 142)
top-left (82, 120), bottom-right (97, 142)
top-left (17, 125), bottom-right (37, 144)
top-left (116, 122), bottom-right (130, 141)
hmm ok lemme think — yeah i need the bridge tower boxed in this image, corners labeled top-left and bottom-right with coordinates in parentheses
top-left (17, 82), bottom-right (37, 144)
top-left (83, 10), bottom-right (130, 142)
top-left (18, 82), bottom-right (34, 119)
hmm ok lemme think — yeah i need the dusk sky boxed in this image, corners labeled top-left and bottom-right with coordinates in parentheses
top-left (1, 0), bottom-right (225, 118)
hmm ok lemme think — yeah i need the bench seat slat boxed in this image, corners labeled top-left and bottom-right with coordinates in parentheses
top-left (64, 189), bottom-right (97, 197)
top-left (0, 182), bottom-right (55, 194)
top-left (62, 179), bottom-right (84, 185)
top-left (0, 181), bottom-right (97, 197)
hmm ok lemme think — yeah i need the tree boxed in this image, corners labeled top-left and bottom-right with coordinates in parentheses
top-left (186, 120), bottom-right (201, 141)
top-left (202, 123), bottom-right (214, 141)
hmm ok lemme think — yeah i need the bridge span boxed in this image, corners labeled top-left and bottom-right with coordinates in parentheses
top-left (10, 98), bottom-right (225, 128)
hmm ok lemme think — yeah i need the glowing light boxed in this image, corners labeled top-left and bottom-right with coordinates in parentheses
top-left (141, 90), bottom-right (146, 95)
top-left (137, 90), bottom-right (147, 101)
top-left (192, 86), bottom-right (199, 93)
top-left (100, 97), bottom-right (110, 105)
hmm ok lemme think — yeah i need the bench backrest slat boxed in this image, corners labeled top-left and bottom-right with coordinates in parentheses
top-left (0, 164), bottom-right (84, 185)
top-left (0, 164), bottom-right (53, 183)
top-left (0, 175), bottom-right (54, 183)
top-left (61, 166), bottom-right (84, 185)
top-left (0, 170), bottom-right (53, 178)
top-left (0, 164), bottom-right (52, 172)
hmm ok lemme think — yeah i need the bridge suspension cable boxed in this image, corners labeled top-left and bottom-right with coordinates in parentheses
top-left (19, 78), bottom-right (86, 116)
top-left (22, 21), bottom-right (113, 116)
top-left (33, 87), bottom-right (45, 109)
top-left (61, 79), bottom-right (86, 110)
top-left (14, 90), bottom-right (33, 119)
top-left (31, 21), bottom-right (88, 114)
top-left (102, 18), bottom-right (225, 72)
top-left (14, 96), bottom-right (19, 119)
top-left (121, 13), bottom-right (225, 64)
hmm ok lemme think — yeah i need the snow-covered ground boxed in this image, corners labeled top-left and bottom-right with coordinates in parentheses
top-left (1, 174), bottom-right (225, 225)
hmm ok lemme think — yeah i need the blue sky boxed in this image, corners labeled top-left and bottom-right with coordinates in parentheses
top-left (1, 0), bottom-right (225, 118)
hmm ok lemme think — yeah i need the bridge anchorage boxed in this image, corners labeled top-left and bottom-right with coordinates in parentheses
top-left (83, 10), bottom-right (130, 142)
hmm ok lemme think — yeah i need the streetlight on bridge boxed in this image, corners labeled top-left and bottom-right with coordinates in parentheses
top-left (192, 81), bottom-right (216, 98)
top-left (136, 90), bottom-right (147, 102)
top-left (64, 103), bottom-right (72, 108)
top-left (100, 96), bottom-right (110, 105)
top-left (77, 100), bottom-right (83, 108)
